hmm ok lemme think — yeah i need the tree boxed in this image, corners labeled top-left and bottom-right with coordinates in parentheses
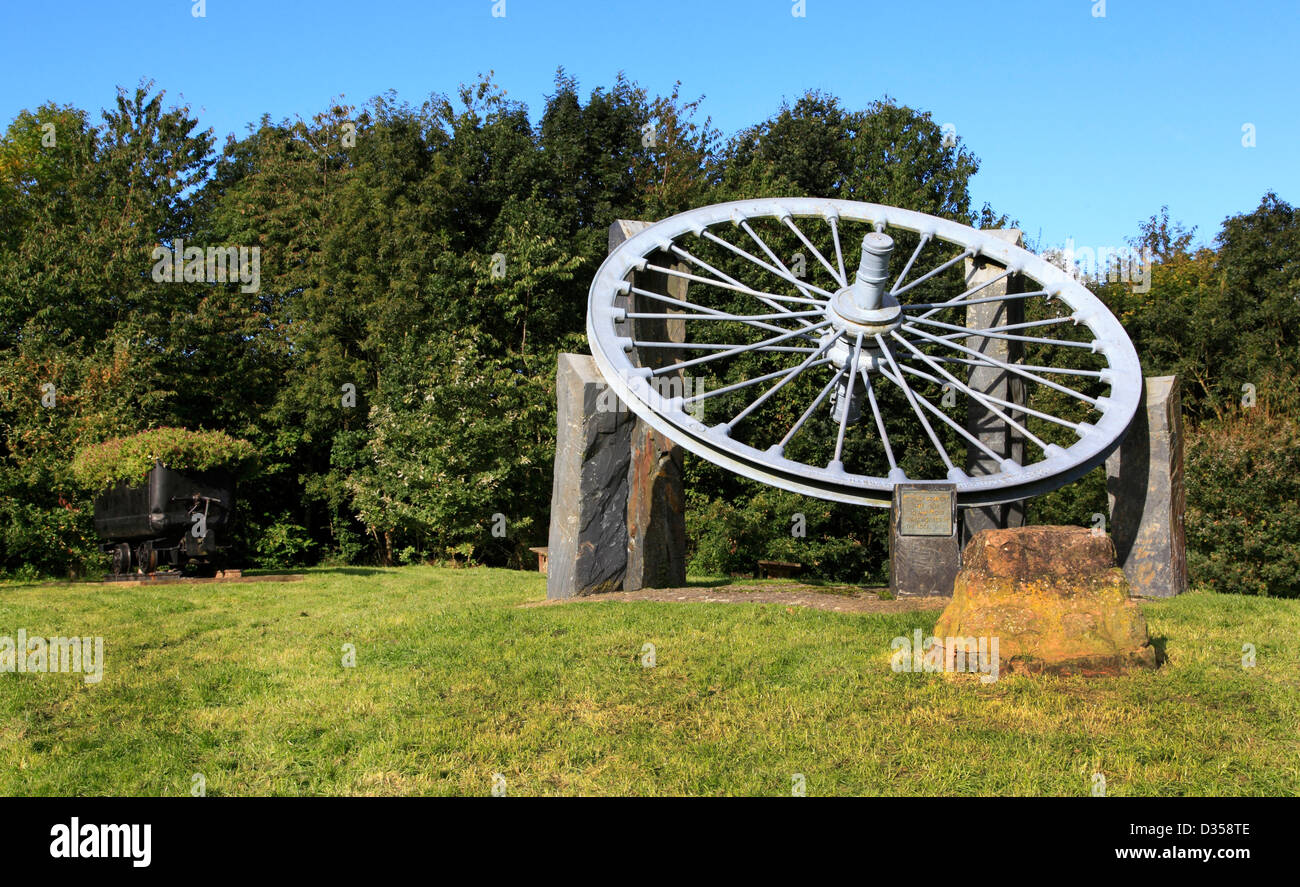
top-left (716, 92), bottom-right (979, 221)
top-left (0, 85), bottom-right (218, 575)
top-left (1106, 194), bottom-right (1300, 420)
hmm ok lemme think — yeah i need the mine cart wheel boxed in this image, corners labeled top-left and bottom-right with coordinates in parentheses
top-left (111, 543), bottom-right (132, 576)
top-left (135, 540), bottom-right (158, 574)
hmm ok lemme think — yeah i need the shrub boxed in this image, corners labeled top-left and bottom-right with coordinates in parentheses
top-left (249, 512), bottom-right (316, 570)
top-left (1185, 410), bottom-right (1300, 597)
top-left (686, 486), bottom-right (888, 583)
top-left (71, 427), bottom-right (257, 492)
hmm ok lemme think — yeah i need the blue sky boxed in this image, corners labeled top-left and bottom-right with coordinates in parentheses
top-left (2, 1), bottom-right (1295, 251)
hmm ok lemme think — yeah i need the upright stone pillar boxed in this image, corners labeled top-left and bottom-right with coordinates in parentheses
top-left (962, 229), bottom-right (1027, 545)
top-left (545, 354), bottom-right (632, 599)
top-left (544, 223), bottom-right (689, 598)
top-left (609, 220), bottom-right (688, 591)
top-left (890, 484), bottom-right (961, 597)
top-left (1106, 375), bottom-right (1188, 598)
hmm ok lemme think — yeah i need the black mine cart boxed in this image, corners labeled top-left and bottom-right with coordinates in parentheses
top-left (94, 460), bottom-right (234, 576)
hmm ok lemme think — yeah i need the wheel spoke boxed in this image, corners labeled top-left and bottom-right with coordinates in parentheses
top-left (827, 215), bottom-right (848, 285)
top-left (723, 337), bottom-right (840, 432)
top-left (701, 228), bottom-right (837, 299)
top-left (900, 323), bottom-right (1100, 407)
top-left (782, 214), bottom-right (846, 288)
top-left (912, 314), bottom-right (1077, 337)
top-left (830, 332), bottom-right (865, 466)
top-left (891, 233), bottom-right (931, 293)
top-left (670, 243), bottom-right (824, 326)
top-left (635, 341), bottom-right (819, 354)
top-left (904, 270), bottom-right (1016, 316)
top-left (777, 366), bottom-right (845, 453)
top-left (737, 219), bottom-right (821, 302)
top-left (879, 362), bottom-right (1006, 464)
top-left (645, 262), bottom-right (825, 306)
top-left (859, 366), bottom-right (897, 471)
top-left (891, 247), bottom-right (976, 297)
top-left (907, 315), bottom-right (1097, 350)
top-left (650, 320), bottom-right (834, 377)
top-left (875, 334), bottom-right (954, 471)
top-left (626, 309), bottom-right (826, 323)
top-left (628, 285), bottom-right (819, 341)
top-left (916, 354), bottom-right (1104, 378)
top-left (683, 358), bottom-right (833, 403)
top-left (909, 282), bottom-right (1056, 322)
top-left (891, 331), bottom-right (1077, 446)
top-left (888, 355), bottom-right (1080, 430)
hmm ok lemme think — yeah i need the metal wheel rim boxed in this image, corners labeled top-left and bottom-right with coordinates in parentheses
top-left (586, 198), bottom-right (1142, 507)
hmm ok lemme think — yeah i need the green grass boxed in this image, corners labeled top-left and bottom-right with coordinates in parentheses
top-left (0, 566), bottom-right (1296, 796)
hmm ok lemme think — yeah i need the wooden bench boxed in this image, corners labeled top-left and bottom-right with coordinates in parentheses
top-left (529, 547), bottom-right (549, 575)
top-left (757, 560), bottom-right (801, 579)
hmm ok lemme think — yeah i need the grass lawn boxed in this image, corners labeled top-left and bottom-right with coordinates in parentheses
top-left (0, 566), bottom-right (1297, 796)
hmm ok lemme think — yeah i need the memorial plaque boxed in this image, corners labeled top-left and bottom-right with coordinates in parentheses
top-left (898, 489), bottom-right (955, 536)
top-left (890, 483), bottom-right (960, 597)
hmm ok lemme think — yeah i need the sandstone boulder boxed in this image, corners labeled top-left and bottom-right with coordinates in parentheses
top-left (933, 526), bottom-right (1158, 676)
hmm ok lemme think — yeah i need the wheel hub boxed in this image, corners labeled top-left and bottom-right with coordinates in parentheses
top-left (825, 287), bottom-right (903, 337)
top-left (824, 231), bottom-right (903, 338)
top-left (821, 330), bottom-right (888, 374)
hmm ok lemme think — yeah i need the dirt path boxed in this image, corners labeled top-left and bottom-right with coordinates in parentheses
top-left (88, 573), bottom-right (306, 589)
top-left (524, 584), bottom-right (948, 614)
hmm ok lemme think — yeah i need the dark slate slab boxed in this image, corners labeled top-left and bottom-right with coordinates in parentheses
top-left (1106, 375), bottom-right (1188, 598)
top-left (546, 353), bottom-right (632, 598)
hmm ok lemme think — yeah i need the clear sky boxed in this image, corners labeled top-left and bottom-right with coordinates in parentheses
top-left (1, 0), bottom-right (1295, 252)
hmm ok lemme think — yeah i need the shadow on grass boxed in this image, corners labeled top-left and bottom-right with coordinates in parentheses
top-left (1150, 634), bottom-right (1170, 666)
top-left (684, 574), bottom-right (891, 596)
top-left (244, 566), bottom-right (390, 578)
